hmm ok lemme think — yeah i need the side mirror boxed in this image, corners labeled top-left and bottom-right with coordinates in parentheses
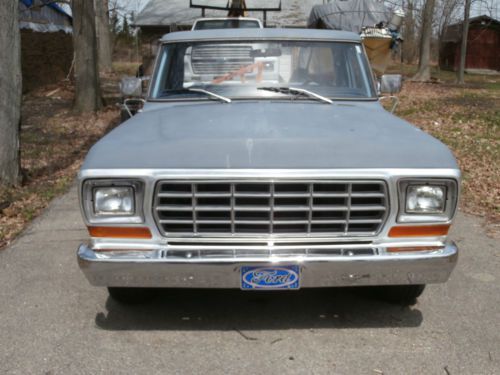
top-left (119, 77), bottom-right (143, 97)
top-left (379, 74), bottom-right (403, 95)
top-left (119, 76), bottom-right (150, 122)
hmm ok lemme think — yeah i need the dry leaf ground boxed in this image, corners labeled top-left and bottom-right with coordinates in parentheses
top-left (0, 82), bottom-right (119, 248)
top-left (390, 75), bottom-right (499, 236)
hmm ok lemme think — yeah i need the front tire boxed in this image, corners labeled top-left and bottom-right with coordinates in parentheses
top-left (107, 287), bottom-right (157, 305)
top-left (376, 284), bottom-right (426, 305)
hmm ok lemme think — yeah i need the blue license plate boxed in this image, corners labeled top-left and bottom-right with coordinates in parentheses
top-left (241, 265), bottom-right (300, 290)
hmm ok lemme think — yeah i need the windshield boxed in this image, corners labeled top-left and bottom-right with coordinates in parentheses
top-left (193, 19), bottom-right (261, 30)
top-left (150, 40), bottom-right (376, 101)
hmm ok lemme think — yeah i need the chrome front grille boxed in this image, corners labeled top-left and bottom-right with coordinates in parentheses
top-left (153, 180), bottom-right (389, 237)
top-left (191, 45), bottom-right (253, 75)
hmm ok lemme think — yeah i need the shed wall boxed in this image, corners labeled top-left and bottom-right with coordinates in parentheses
top-left (464, 28), bottom-right (499, 70)
top-left (439, 23), bottom-right (500, 71)
top-left (21, 29), bottom-right (73, 92)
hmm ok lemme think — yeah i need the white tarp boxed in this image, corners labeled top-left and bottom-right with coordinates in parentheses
top-left (307, 0), bottom-right (389, 33)
top-left (19, 21), bottom-right (72, 34)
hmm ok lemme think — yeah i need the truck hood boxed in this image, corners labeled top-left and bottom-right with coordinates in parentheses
top-left (83, 101), bottom-right (458, 170)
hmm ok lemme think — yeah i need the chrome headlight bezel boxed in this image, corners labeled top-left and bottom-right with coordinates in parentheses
top-left (82, 179), bottom-right (145, 224)
top-left (397, 179), bottom-right (458, 223)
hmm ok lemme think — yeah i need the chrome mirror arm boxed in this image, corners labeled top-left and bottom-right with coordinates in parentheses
top-left (379, 95), bottom-right (399, 113)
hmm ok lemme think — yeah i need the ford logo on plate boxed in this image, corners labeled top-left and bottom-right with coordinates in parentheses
top-left (241, 265), bottom-right (300, 290)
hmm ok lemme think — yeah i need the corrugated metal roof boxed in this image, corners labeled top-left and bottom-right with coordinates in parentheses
top-left (134, 0), bottom-right (324, 27)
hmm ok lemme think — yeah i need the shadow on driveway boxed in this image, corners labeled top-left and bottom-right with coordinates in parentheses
top-left (95, 287), bottom-right (423, 331)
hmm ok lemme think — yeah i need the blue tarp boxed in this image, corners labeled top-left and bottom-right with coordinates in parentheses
top-left (20, 0), bottom-right (71, 19)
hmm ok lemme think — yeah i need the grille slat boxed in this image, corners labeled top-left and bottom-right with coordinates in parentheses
top-left (158, 193), bottom-right (193, 198)
top-left (154, 180), bottom-right (388, 236)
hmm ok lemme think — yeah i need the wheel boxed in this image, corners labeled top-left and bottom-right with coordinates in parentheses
top-left (375, 284), bottom-right (426, 305)
top-left (107, 287), bottom-right (157, 305)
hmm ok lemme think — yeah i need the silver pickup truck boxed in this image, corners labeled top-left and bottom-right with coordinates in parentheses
top-left (77, 29), bottom-right (459, 305)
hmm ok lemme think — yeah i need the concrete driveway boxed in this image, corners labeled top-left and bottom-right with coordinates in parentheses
top-left (1, 185), bottom-right (498, 374)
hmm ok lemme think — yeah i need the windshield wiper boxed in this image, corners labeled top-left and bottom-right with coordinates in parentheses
top-left (258, 86), bottom-right (333, 104)
top-left (161, 88), bottom-right (231, 103)
top-left (186, 87), bottom-right (231, 103)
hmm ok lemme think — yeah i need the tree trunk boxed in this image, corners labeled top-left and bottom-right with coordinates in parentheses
top-left (0, 2), bottom-right (21, 186)
top-left (72, 0), bottom-right (102, 113)
top-left (413, 0), bottom-right (436, 81)
top-left (95, 0), bottom-right (113, 72)
top-left (402, 0), bottom-right (416, 64)
top-left (457, 0), bottom-right (471, 84)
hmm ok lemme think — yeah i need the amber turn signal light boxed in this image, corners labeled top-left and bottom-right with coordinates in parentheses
top-left (87, 226), bottom-right (152, 239)
top-left (388, 224), bottom-right (450, 238)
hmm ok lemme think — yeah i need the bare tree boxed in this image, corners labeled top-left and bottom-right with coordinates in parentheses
top-left (95, 0), bottom-right (113, 72)
top-left (402, 0), bottom-right (418, 64)
top-left (413, 0), bottom-right (436, 81)
top-left (72, 0), bottom-right (102, 112)
top-left (437, 0), bottom-right (462, 41)
top-left (0, 2), bottom-right (21, 186)
top-left (457, 0), bottom-right (472, 84)
top-left (435, 0), bottom-right (462, 66)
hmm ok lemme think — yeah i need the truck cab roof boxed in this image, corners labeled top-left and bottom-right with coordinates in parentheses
top-left (160, 28), bottom-right (361, 43)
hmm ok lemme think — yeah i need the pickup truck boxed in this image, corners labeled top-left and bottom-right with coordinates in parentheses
top-left (77, 29), bottom-right (459, 305)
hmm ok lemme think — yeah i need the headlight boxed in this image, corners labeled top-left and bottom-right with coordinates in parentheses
top-left (82, 179), bottom-right (144, 224)
top-left (406, 185), bottom-right (445, 213)
top-left (94, 187), bottom-right (134, 215)
top-left (398, 179), bottom-right (458, 223)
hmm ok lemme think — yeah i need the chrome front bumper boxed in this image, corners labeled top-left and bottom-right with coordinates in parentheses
top-left (77, 242), bottom-right (458, 288)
